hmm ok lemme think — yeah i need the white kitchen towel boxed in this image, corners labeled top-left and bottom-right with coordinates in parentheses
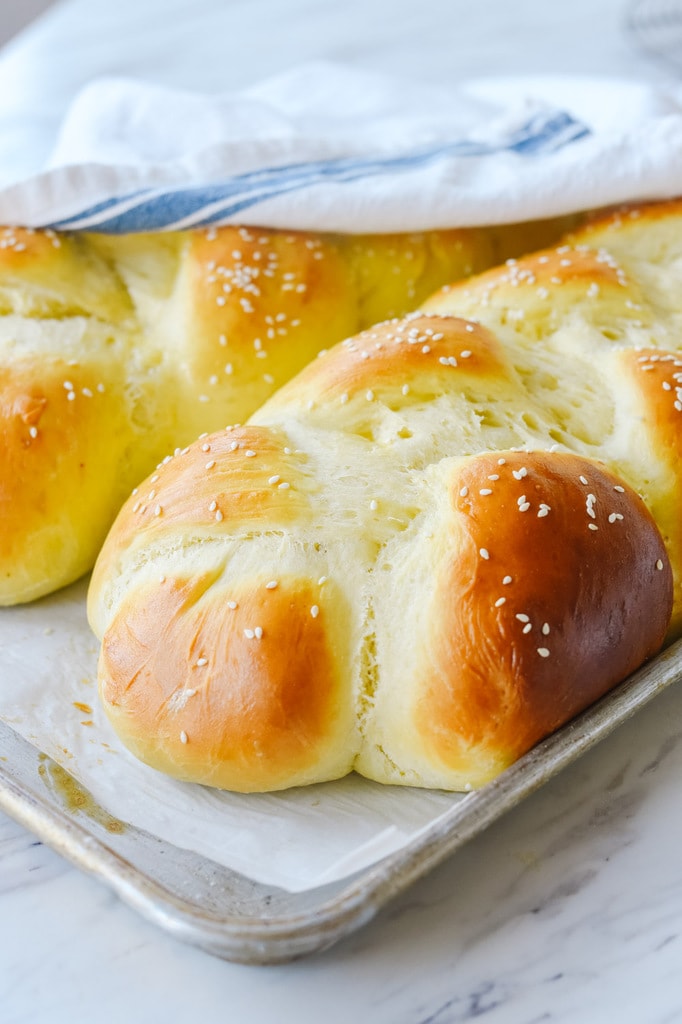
top-left (0, 63), bottom-right (681, 233)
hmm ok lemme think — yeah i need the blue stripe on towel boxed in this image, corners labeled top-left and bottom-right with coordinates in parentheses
top-left (48, 109), bottom-right (589, 233)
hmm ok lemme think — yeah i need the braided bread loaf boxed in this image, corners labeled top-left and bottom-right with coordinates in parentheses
top-left (87, 199), bottom-right (678, 793)
top-left (0, 218), bottom-right (562, 606)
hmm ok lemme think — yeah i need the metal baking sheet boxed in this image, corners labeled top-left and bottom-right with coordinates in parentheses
top-left (1, 639), bottom-right (681, 965)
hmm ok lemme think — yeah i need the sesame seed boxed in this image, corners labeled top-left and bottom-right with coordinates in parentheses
top-left (537, 648), bottom-right (550, 658)
top-left (479, 548), bottom-right (490, 559)
top-left (579, 475), bottom-right (589, 485)
top-left (318, 576), bottom-right (328, 585)
top-left (215, 509), bottom-right (223, 522)
top-left (254, 626), bottom-right (263, 639)
top-left (310, 605), bottom-right (320, 618)
top-left (180, 731), bottom-right (188, 744)
top-left (656, 559), bottom-right (664, 570)
top-left (201, 443), bottom-right (211, 452)
top-left (266, 580), bottom-right (278, 589)
top-left (245, 449), bottom-right (257, 458)
top-left (244, 629), bottom-right (255, 639)
top-left (196, 657), bottom-right (208, 667)
top-left (512, 468), bottom-right (528, 480)
top-left (401, 384), bottom-right (410, 396)
top-left (154, 504), bottom-right (162, 516)
top-left (209, 500), bottom-right (217, 512)
top-left (227, 601), bottom-right (238, 609)
top-left (613, 485), bottom-right (625, 493)
top-left (28, 426), bottom-right (38, 438)
top-left (502, 575), bottom-right (513, 585)
top-left (519, 502), bottom-right (531, 512)
top-left (366, 389), bottom-right (375, 401)
top-left (460, 486), bottom-right (469, 497)
top-left (542, 623), bottom-right (550, 635)
top-left (205, 460), bottom-right (216, 470)
top-left (370, 499), bottom-right (378, 511)
top-left (479, 488), bottom-right (493, 496)
top-left (268, 475), bottom-right (280, 485)
top-left (516, 613), bottom-right (530, 623)
top-left (523, 623), bottom-right (532, 634)
top-left (278, 482), bottom-right (291, 490)
top-left (494, 597), bottom-right (506, 607)
top-left (588, 523), bottom-right (598, 531)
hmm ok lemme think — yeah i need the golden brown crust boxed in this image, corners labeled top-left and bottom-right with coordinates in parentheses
top-left (99, 572), bottom-right (356, 791)
top-left (414, 452), bottom-right (671, 785)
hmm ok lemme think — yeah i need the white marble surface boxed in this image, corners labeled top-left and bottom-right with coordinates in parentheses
top-left (2, 0), bottom-right (682, 1020)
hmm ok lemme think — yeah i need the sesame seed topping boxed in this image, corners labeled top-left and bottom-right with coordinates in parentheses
top-left (209, 500), bottom-right (217, 512)
top-left (266, 580), bottom-right (278, 589)
top-left (542, 623), bottom-right (550, 635)
top-left (479, 548), bottom-right (490, 559)
top-left (523, 623), bottom-right (532, 634)
top-left (154, 504), bottom-right (162, 516)
top-left (268, 475), bottom-right (280, 485)
top-left (227, 601), bottom-right (238, 609)
top-left (494, 597), bottom-right (506, 607)
top-left (244, 629), bottom-right (255, 639)
top-left (245, 449), bottom-right (257, 457)
top-left (613, 485), bottom-right (625, 492)
top-left (460, 486), bottom-right (469, 497)
top-left (516, 613), bottom-right (530, 623)
top-left (502, 575), bottom-right (513, 585)
top-left (196, 657), bottom-right (208, 667)
top-left (201, 443), bottom-right (211, 452)
top-left (512, 467), bottom-right (528, 480)
top-left (215, 510), bottom-right (223, 522)
top-left (656, 559), bottom-right (664, 570)
top-left (588, 523), bottom-right (599, 531)
top-left (205, 460), bottom-right (216, 470)
top-left (29, 426), bottom-right (38, 438)
top-left (180, 731), bottom-right (188, 744)
top-left (254, 626), bottom-right (263, 640)
top-left (579, 475), bottom-right (589, 485)
top-left (278, 482), bottom-right (291, 490)
top-left (318, 576), bottom-right (328, 585)
top-left (537, 648), bottom-right (550, 658)
top-left (479, 488), bottom-right (493, 496)
top-left (370, 499), bottom-right (378, 511)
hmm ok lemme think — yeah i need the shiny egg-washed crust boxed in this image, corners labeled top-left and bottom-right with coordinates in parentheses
top-left (90, 284), bottom-right (674, 790)
top-left (0, 217), bottom-right (570, 605)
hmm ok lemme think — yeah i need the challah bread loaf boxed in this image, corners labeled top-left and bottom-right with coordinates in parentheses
top-left (4, 218), bottom-right (566, 606)
top-left (88, 305), bottom-right (673, 792)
